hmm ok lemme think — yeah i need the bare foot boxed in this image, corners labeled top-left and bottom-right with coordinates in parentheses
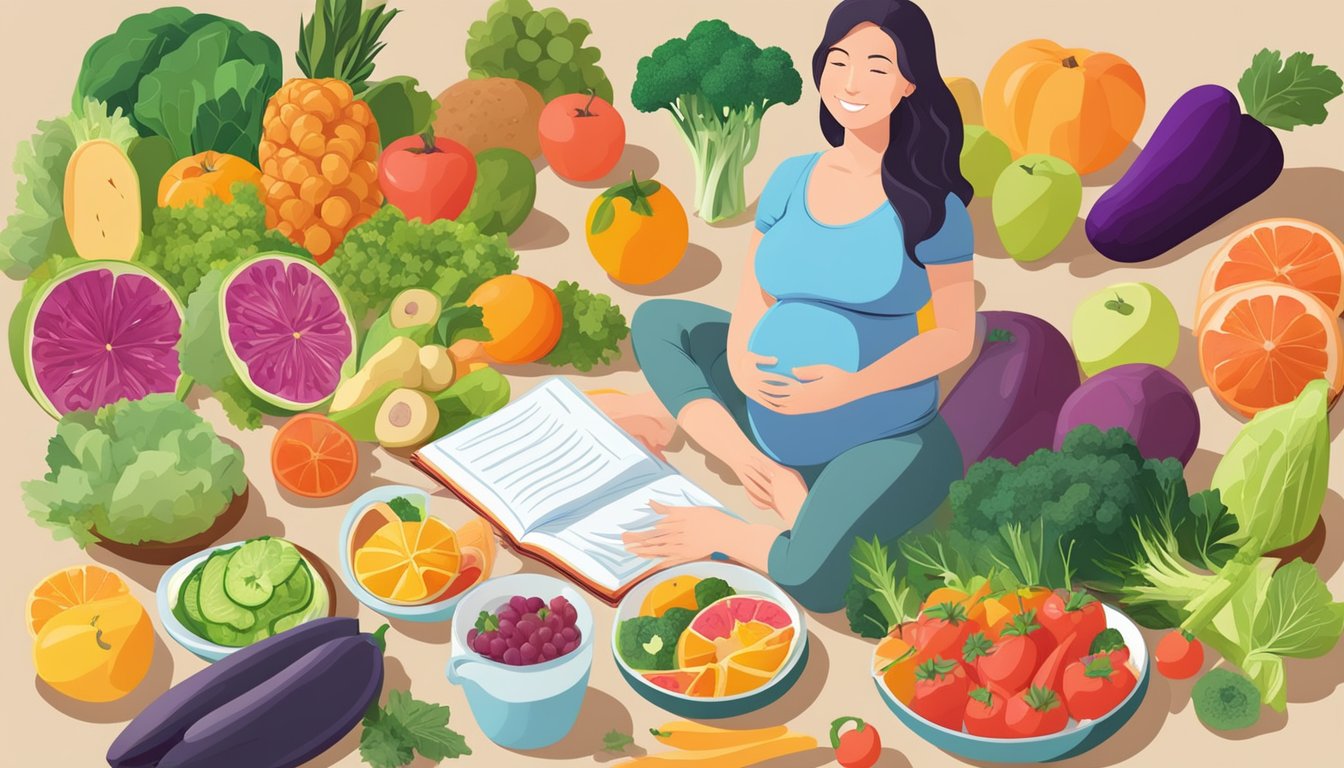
top-left (722, 445), bottom-right (809, 525)
top-left (589, 390), bottom-right (678, 458)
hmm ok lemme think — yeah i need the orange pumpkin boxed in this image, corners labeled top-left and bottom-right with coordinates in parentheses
top-left (158, 151), bottom-right (264, 209)
top-left (983, 39), bottom-right (1145, 175)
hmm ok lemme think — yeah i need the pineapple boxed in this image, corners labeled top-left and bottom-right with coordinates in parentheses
top-left (260, 0), bottom-right (398, 263)
top-left (258, 79), bottom-right (381, 262)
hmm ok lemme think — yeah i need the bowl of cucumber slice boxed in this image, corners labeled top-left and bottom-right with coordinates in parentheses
top-left (157, 536), bottom-right (334, 662)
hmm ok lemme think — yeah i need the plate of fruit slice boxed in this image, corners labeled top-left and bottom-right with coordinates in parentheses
top-left (338, 485), bottom-right (496, 622)
top-left (611, 563), bottom-right (809, 718)
top-left (871, 585), bottom-right (1149, 763)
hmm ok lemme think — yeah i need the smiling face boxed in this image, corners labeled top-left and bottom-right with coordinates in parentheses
top-left (819, 22), bottom-right (915, 132)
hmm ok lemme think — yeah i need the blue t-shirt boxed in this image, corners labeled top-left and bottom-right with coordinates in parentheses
top-left (747, 152), bottom-right (973, 467)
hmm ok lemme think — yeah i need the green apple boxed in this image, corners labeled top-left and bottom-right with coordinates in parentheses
top-left (992, 154), bottom-right (1082, 262)
top-left (1072, 282), bottom-right (1180, 376)
top-left (960, 126), bottom-right (1011, 198)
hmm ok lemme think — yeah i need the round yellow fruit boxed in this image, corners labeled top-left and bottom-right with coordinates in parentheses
top-left (33, 595), bottom-right (154, 703)
top-left (586, 174), bottom-right (688, 285)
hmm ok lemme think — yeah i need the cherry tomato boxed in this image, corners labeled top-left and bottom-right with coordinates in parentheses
top-left (1155, 630), bottom-right (1204, 679)
top-left (1005, 685), bottom-right (1069, 737)
top-left (917, 602), bottom-right (977, 665)
top-left (1004, 609), bottom-right (1057, 665)
top-left (830, 716), bottom-right (881, 768)
top-left (971, 626), bottom-right (1038, 694)
top-left (1040, 589), bottom-right (1106, 660)
top-left (911, 657), bottom-right (970, 731)
top-left (1062, 654), bottom-right (1138, 720)
top-left (964, 685), bottom-right (1013, 738)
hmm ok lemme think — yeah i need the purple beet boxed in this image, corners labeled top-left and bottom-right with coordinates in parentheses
top-left (1053, 363), bottom-right (1200, 464)
top-left (942, 311), bottom-right (1081, 472)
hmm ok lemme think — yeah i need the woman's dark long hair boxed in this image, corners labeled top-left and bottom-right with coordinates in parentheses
top-left (813, 0), bottom-right (972, 267)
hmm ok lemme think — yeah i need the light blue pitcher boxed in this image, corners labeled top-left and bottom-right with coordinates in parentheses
top-left (447, 573), bottom-right (594, 750)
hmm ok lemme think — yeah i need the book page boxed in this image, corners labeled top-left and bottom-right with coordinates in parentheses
top-left (416, 378), bottom-right (664, 535)
top-left (523, 473), bottom-right (732, 591)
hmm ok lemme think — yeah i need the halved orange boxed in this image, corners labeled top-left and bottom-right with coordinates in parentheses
top-left (271, 414), bottom-right (358, 498)
top-left (353, 518), bottom-right (462, 605)
top-left (1196, 281), bottom-right (1344, 417)
top-left (640, 575), bottom-right (702, 618)
top-left (1198, 218), bottom-right (1344, 319)
top-left (27, 565), bottom-right (129, 637)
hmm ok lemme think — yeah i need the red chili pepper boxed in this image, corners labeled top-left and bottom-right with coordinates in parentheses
top-left (830, 716), bottom-right (882, 768)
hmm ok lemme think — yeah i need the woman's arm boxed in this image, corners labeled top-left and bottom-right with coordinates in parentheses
top-left (726, 231), bottom-right (774, 372)
top-left (851, 260), bottom-right (977, 396)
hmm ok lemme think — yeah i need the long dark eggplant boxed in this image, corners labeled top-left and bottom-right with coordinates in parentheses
top-left (1086, 85), bottom-right (1281, 262)
top-left (157, 625), bottom-right (387, 768)
top-left (1088, 49), bottom-right (1339, 263)
top-left (107, 617), bottom-right (358, 768)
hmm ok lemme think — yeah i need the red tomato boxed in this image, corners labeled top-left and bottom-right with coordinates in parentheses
top-left (1155, 630), bottom-right (1204, 679)
top-left (917, 602), bottom-right (977, 665)
top-left (961, 631), bottom-right (993, 685)
top-left (964, 685), bottom-right (1013, 738)
top-left (1002, 586), bottom-right (1053, 617)
top-left (973, 626), bottom-right (1038, 694)
top-left (829, 716), bottom-right (882, 768)
top-left (1031, 631), bottom-right (1078, 702)
top-left (377, 133), bottom-right (477, 223)
top-left (1005, 685), bottom-right (1070, 737)
top-left (1004, 609), bottom-right (1057, 665)
top-left (538, 91), bottom-right (626, 182)
top-left (911, 657), bottom-right (970, 731)
top-left (1062, 654), bottom-right (1137, 720)
top-left (1040, 589), bottom-right (1106, 660)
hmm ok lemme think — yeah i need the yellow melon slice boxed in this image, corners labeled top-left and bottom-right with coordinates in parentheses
top-left (64, 139), bottom-right (141, 262)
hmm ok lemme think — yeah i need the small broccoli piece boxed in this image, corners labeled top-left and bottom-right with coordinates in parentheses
top-left (386, 496), bottom-right (423, 522)
top-left (1192, 668), bottom-right (1261, 731)
top-left (1089, 628), bottom-right (1126, 655)
top-left (694, 577), bottom-right (735, 609)
top-left (616, 616), bottom-right (681, 670)
top-left (662, 606), bottom-right (697, 638)
top-left (631, 20), bottom-right (802, 223)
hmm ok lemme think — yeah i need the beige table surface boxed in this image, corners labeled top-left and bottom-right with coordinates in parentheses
top-left (2, 1), bottom-right (1342, 766)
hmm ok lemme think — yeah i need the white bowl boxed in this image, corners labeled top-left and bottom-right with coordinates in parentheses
top-left (611, 562), bottom-right (809, 718)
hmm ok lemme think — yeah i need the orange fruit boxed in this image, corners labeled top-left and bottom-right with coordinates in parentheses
top-left (158, 151), bottom-right (263, 209)
top-left (1196, 281), bottom-right (1344, 417)
top-left (34, 594), bottom-right (153, 702)
top-left (271, 414), bottom-right (358, 498)
top-left (466, 275), bottom-right (563, 364)
top-left (353, 518), bottom-right (462, 605)
top-left (585, 174), bottom-right (689, 285)
top-left (640, 575), bottom-right (702, 618)
top-left (1198, 218), bottom-right (1344, 320)
top-left (27, 565), bottom-right (129, 637)
top-left (454, 518), bottom-right (497, 577)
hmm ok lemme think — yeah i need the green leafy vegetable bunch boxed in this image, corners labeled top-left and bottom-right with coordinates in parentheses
top-left (466, 0), bottom-right (614, 102)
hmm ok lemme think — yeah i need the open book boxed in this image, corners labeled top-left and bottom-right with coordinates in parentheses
top-left (411, 377), bottom-right (728, 604)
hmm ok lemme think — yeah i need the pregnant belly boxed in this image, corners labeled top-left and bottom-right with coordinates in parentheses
top-left (748, 302), bottom-right (862, 377)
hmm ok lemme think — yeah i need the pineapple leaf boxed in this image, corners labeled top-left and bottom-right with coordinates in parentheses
top-left (297, 0), bottom-right (399, 90)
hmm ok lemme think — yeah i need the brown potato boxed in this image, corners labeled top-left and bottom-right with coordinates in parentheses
top-left (433, 77), bottom-right (545, 159)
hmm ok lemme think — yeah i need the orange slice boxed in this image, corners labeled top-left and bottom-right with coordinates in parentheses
top-left (677, 627), bottom-right (718, 669)
top-left (685, 664), bottom-right (719, 698)
top-left (271, 414), bottom-right (358, 498)
top-left (1198, 218), bottom-right (1344, 320)
top-left (640, 575), bottom-right (702, 618)
top-left (1196, 281), bottom-right (1344, 417)
top-left (27, 565), bottom-right (129, 637)
top-left (353, 518), bottom-right (462, 605)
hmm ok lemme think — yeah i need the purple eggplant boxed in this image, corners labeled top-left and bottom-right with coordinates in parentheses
top-left (941, 311), bottom-right (1080, 472)
top-left (156, 626), bottom-right (387, 768)
top-left (1088, 49), bottom-right (1340, 263)
top-left (107, 617), bottom-right (358, 768)
top-left (1053, 363), bottom-right (1200, 464)
top-left (1087, 85), bottom-right (1282, 262)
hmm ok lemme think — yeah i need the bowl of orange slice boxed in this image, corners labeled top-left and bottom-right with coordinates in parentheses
top-left (611, 563), bottom-right (808, 718)
top-left (338, 485), bottom-right (497, 622)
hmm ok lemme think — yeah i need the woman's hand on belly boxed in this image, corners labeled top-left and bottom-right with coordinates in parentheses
top-left (729, 350), bottom-right (795, 406)
top-left (756, 363), bottom-right (860, 414)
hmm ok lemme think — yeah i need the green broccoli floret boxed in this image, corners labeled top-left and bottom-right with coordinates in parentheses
top-left (1089, 628), bottom-right (1126, 655)
top-left (617, 615), bottom-right (683, 670)
top-left (694, 577), bottom-right (735, 609)
top-left (630, 20), bottom-right (802, 223)
top-left (948, 424), bottom-right (1194, 598)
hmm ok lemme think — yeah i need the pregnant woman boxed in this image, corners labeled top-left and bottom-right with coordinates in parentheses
top-left (605, 0), bottom-right (976, 611)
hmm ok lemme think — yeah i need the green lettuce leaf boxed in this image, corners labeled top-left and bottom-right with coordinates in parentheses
top-left (1211, 379), bottom-right (1329, 555)
top-left (542, 281), bottom-right (628, 372)
top-left (1239, 49), bottom-right (1343, 131)
top-left (360, 76), bottom-right (438, 147)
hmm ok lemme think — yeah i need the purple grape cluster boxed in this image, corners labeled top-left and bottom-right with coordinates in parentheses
top-left (468, 595), bottom-right (583, 666)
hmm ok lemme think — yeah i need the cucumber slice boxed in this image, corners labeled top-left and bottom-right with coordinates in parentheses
top-left (224, 538), bottom-right (302, 608)
top-left (198, 550), bottom-right (256, 631)
top-left (200, 617), bottom-right (266, 648)
top-left (178, 568), bottom-right (207, 635)
top-left (253, 562), bottom-right (314, 628)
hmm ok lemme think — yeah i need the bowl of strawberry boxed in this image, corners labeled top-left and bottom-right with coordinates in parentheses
top-left (870, 586), bottom-right (1149, 763)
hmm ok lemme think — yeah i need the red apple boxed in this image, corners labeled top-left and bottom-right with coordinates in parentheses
top-left (377, 133), bottom-right (477, 223)
top-left (539, 91), bottom-right (626, 182)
